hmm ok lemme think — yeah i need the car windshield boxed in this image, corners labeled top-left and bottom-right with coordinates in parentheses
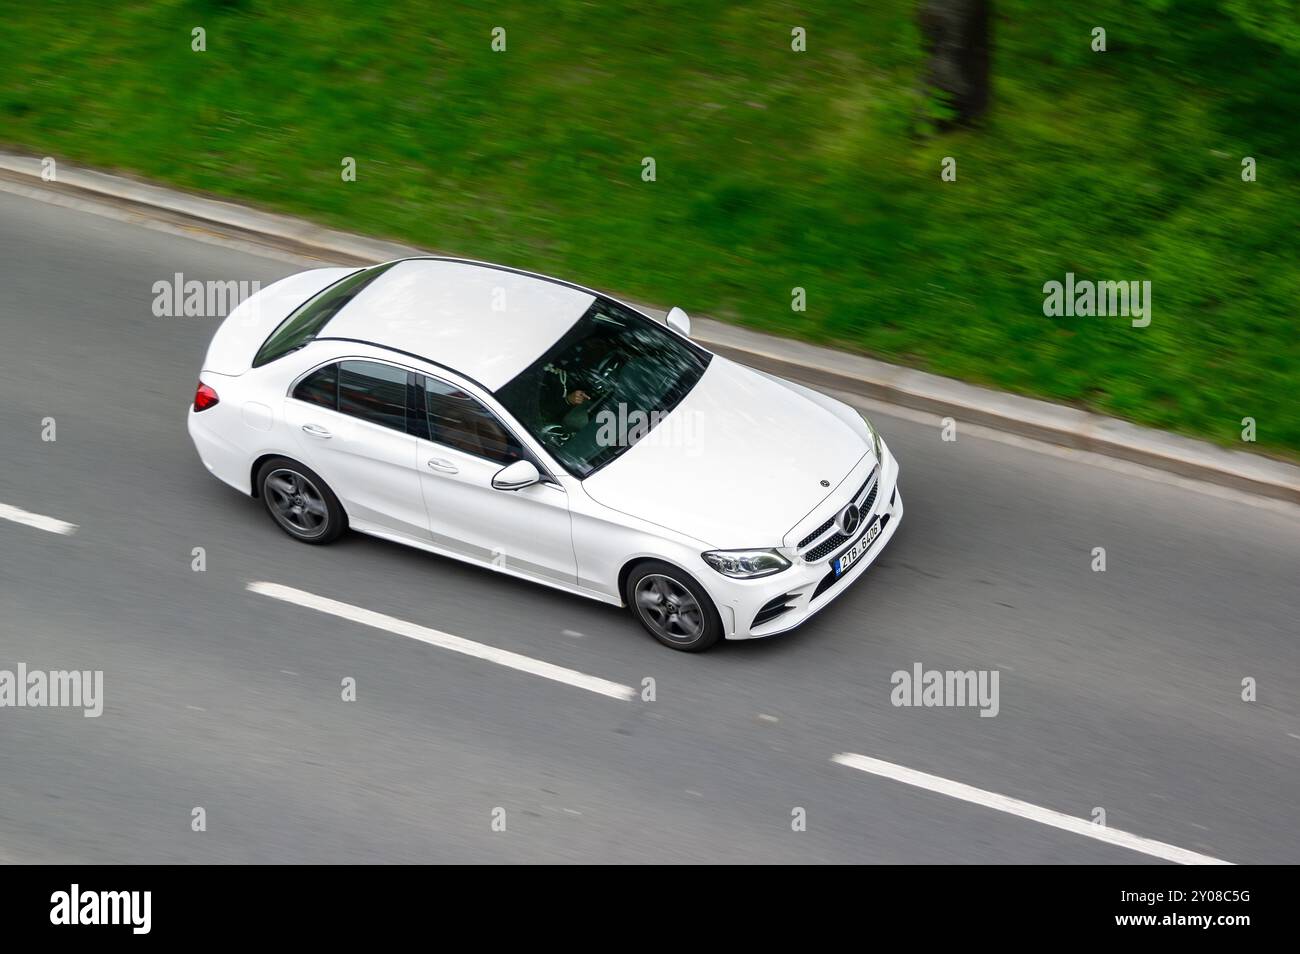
top-left (495, 299), bottom-right (711, 478)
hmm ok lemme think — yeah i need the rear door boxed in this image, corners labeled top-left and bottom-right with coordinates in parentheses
top-left (283, 359), bottom-right (427, 540)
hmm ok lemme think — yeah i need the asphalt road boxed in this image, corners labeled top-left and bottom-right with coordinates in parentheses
top-left (0, 188), bottom-right (1296, 864)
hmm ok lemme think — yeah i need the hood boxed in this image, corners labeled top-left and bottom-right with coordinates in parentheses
top-left (580, 356), bottom-right (870, 548)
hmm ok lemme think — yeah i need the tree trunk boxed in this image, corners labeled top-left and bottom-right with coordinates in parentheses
top-left (918, 0), bottom-right (991, 127)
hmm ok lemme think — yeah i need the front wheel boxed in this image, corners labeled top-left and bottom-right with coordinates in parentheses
top-left (256, 457), bottom-right (346, 544)
top-left (626, 561), bottom-right (723, 652)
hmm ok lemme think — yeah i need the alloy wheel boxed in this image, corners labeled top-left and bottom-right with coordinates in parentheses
top-left (634, 573), bottom-right (704, 644)
top-left (265, 468), bottom-right (329, 538)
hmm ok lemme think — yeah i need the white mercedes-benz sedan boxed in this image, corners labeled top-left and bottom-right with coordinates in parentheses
top-left (188, 258), bottom-right (902, 651)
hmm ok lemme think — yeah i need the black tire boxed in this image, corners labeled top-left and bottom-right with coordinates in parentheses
top-left (256, 457), bottom-right (346, 544)
top-left (625, 560), bottom-right (723, 652)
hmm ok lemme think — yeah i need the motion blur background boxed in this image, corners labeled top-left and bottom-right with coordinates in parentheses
top-left (2, 0), bottom-right (1296, 452)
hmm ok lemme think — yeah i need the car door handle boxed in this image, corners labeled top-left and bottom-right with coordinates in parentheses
top-left (427, 458), bottom-right (458, 474)
top-left (301, 424), bottom-right (333, 439)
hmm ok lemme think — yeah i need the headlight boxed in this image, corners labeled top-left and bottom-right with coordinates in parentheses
top-left (702, 549), bottom-right (791, 579)
top-left (860, 411), bottom-right (883, 461)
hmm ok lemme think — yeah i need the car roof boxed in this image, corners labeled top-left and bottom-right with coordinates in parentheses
top-left (320, 258), bottom-right (596, 391)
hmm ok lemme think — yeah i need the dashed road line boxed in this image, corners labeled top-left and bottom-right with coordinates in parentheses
top-left (0, 502), bottom-right (77, 536)
top-left (832, 752), bottom-right (1233, 865)
top-left (247, 581), bottom-right (637, 701)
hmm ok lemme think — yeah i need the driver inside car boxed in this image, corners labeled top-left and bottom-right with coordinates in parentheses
top-left (539, 363), bottom-right (595, 434)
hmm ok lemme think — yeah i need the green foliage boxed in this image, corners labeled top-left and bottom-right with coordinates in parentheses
top-left (0, 1), bottom-right (1294, 452)
top-left (1221, 0), bottom-right (1300, 55)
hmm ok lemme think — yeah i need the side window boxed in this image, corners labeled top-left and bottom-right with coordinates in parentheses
top-left (337, 361), bottom-right (409, 433)
top-left (424, 377), bottom-right (523, 465)
top-left (292, 363), bottom-right (338, 409)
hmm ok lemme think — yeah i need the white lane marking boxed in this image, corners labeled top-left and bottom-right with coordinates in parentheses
top-left (832, 752), bottom-right (1233, 865)
top-left (247, 581), bottom-right (637, 701)
top-left (0, 502), bottom-right (77, 535)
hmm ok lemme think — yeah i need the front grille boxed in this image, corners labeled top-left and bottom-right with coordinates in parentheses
top-left (797, 517), bottom-right (835, 550)
top-left (862, 480), bottom-right (878, 514)
top-left (811, 512), bottom-right (892, 600)
top-left (796, 464), bottom-right (880, 563)
top-left (805, 530), bottom-right (849, 562)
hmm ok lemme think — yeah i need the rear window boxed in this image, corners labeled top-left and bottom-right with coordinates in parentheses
top-left (292, 363), bottom-right (338, 409)
top-left (252, 263), bottom-right (398, 367)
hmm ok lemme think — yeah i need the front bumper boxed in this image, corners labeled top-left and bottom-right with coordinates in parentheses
top-left (712, 450), bottom-right (903, 640)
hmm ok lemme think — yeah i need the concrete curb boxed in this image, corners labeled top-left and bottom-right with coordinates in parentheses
top-left (2, 150), bottom-right (1295, 504)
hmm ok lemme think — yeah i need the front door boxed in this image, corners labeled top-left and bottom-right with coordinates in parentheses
top-left (415, 374), bottom-right (576, 586)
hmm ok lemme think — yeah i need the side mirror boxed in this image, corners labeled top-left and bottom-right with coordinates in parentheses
top-left (665, 306), bottom-right (691, 338)
top-left (492, 459), bottom-right (541, 491)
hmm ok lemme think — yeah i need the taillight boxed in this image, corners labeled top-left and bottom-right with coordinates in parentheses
top-left (193, 381), bottom-right (220, 412)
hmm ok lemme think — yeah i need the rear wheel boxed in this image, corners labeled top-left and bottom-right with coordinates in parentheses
top-left (625, 561), bottom-right (722, 652)
top-left (256, 457), bottom-right (346, 544)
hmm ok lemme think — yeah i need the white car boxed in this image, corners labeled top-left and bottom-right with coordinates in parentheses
top-left (188, 258), bottom-right (902, 651)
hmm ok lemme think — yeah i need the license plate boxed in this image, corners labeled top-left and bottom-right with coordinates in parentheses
top-left (834, 519), bottom-right (881, 577)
